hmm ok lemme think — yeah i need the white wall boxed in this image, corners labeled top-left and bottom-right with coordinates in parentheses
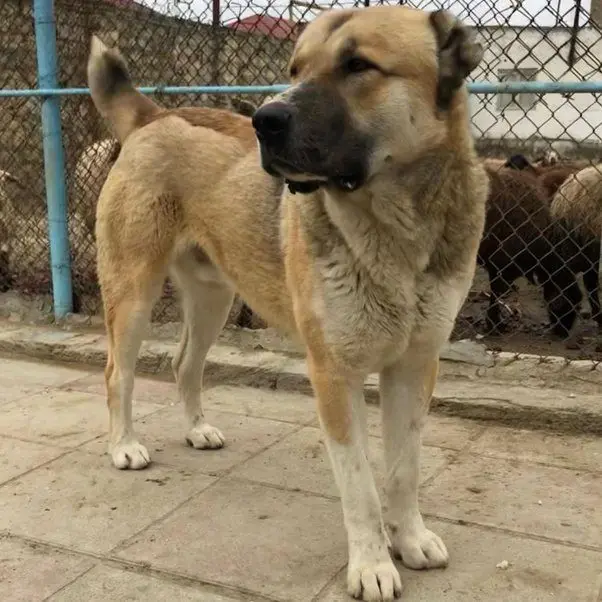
top-left (469, 26), bottom-right (602, 146)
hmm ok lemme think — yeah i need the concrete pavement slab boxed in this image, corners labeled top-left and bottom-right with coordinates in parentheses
top-left (363, 407), bottom-right (485, 450)
top-left (203, 385), bottom-right (317, 425)
top-left (67, 381), bottom-right (318, 426)
top-left (3, 321), bottom-right (602, 435)
top-left (230, 426), bottom-right (454, 498)
top-left (0, 357), bottom-right (93, 405)
top-left (316, 520), bottom-right (602, 602)
top-left (0, 436), bottom-right (66, 484)
top-left (117, 478), bottom-right (348, 602)
top-left (0, 450), bottom-right (216, 554)
top-left (470, 425), bottom-right (602, 473)
top-left (421, 454), bottom-right (602, 549)
top-left (65, 371), bottom-right (183, 406)
top-left (435, 379), bottom-right (602, 417)
top-left (81, 407), bottom-right (299, 475)
top-left (0, 357), bottom-right (91, 388)
top-left (0, 350), bottom-right (600, 602)
top-left (0, 382), bottom-right (55, 406)
top-left (0, 389), bottom-right (162, 448)
top-left (47, 564), bottom-right (247, 602)
top-left (0, 537), bottom-right (93, 602)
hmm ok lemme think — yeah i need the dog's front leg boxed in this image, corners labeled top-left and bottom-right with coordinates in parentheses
top-left (379, 353), bottom-right (449, 570)
top-left (308, 355), bottom-right (402, 602)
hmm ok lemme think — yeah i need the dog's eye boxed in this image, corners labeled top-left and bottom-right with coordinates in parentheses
top-left (289, 65), bottom-right (299, 78)
top-left (344, 57), bottom-right (376, 74)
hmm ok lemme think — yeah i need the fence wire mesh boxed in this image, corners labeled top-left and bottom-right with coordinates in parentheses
top-left (1, 0), bottom-right (602, 360)
top-left (1, 0), bottom-right (52, 306)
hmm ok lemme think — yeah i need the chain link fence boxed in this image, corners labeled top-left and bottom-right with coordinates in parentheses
top-left (1, 0), bottom-right (602, 360)
top-left (1, 0), bottom-right (52, 307)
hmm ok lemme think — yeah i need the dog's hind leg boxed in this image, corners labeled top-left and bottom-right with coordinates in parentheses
top-left (170, 249), bottom-right (234, 449)
top-left (380, 351), bottom-right (449, 571)
top-left (103, 269), bottom-right (166, 470)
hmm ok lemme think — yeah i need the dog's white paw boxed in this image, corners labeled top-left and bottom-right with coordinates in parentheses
top-left (347, 557), bottom-right (402, 602)
top-left (392, 527), bottom-right (449, 570)
top-left (186, 423), bottom-right (225, 449)
top-left (110, 440), bottom-right (150, 470)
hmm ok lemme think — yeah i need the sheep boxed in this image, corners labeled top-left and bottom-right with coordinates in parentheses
top-left (478, 164), bottom-right (584, 338)
top-left (550, 164), bottom-right (602, 336)
top-left (71, 137), bottom-right (121, 237)
top-left (0, 170), bottom-right (21, 291)
top-left (501, 155), bottom-right (602, 336)
top-left (551, 164), bottom-right (602, 239)
top-left (0, 169), bottom-right (51, 294)
top-left (534, 149), bottom-right (561, 167)
top-left (501, 153), bottom-right (587, 200)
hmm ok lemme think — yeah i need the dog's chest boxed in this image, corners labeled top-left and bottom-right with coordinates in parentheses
top-left (310, 239), bottom-right (422, 366)
top-left (315, 257), bottom-right (468, 366)
top-left (291, 189), bottom-right (479, 367)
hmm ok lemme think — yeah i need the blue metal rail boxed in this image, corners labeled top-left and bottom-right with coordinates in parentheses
top-left (32, 0), bottom-right (73, 319)
top-left (2, 80), bottom-right (602, 98)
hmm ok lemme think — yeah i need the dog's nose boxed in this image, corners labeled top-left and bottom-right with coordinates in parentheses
top-left (252, 102), bottom-right (292, 145)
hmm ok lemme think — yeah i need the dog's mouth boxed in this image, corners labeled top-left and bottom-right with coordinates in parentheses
top-left (262, 155), bottom-right (365, 195)
top-left (265, 157), bottom-right (326, 194)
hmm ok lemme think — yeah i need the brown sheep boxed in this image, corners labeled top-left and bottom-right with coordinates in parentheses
top-left (504, 155), bottom-right (602, 335)
top-left (478, 164), bottom-right (585, 337)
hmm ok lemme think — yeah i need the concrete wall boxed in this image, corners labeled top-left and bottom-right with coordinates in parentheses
top-left (471, 25), bottom-right (602, 150)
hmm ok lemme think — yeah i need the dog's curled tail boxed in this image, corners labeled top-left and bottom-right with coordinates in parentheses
top-left (87, 36), bottom-right (161, 143)
top-left (551, 164), bottom-right (602, 238)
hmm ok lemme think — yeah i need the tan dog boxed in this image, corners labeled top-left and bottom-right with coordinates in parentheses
top-left (88, 6), bottom-right (487, 600)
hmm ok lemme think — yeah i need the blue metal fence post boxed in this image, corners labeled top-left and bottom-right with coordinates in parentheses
top-left (33, 0), bottom-right (73, 319)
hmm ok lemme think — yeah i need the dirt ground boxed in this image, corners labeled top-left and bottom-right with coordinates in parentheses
top-left (452, 267), bottom-right (602, 361)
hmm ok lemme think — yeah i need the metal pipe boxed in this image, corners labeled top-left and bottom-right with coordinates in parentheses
top-left (568, 0), bottom-right (582, 68)
top-left (0, 85), bottom-right (288, 97)
top-left (212, 0), bottom-right (220, 28)
top-left (2, 79), bottom-right (602, 98)
top-left (33, 0), bottom-right (73, 319)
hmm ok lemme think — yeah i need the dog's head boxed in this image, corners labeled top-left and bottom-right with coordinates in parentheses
top-left (252, 6), bottom-right (483, 194)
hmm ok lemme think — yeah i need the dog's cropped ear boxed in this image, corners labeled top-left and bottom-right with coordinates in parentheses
top-left (429, 10), bottom-right (483, 110)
